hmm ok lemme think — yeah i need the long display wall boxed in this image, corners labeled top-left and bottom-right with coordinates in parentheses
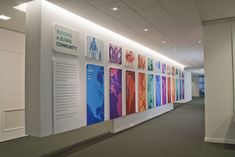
top-left (26, 1), bottom-right (185, 137)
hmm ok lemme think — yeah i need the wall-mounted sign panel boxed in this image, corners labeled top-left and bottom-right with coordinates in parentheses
top-left (53, 24), bottom-right (79, 56)
top-left (53, 58), bottom-right (80, 134)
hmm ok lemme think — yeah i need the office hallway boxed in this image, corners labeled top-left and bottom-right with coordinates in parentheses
top-left (59, 98), bottom-right (235, 157)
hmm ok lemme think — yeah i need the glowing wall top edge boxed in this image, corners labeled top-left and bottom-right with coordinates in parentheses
top-left (42, 0), bottom-right (185, 68)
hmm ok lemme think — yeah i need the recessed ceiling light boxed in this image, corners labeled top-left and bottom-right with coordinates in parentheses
top-left (112, 7), bottom-right (119, 11)
top-left (162, 40), bottom-right (166, 44)
top-left (13, 3), bottom-right (27, 12)
top-left (198, 40), bottom-right (202, 44)
top-left (0, 15), bottom-right (11, 20)
top-left (143, 28), bottom-right (148, 32)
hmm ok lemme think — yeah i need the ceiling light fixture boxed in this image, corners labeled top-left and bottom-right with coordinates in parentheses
top-left (13, 3), bottom-right (27, 12)
top-left (112, 7), bottom-right (119, 11)
top-left (198, 40), bottom-right (202, 44)
top-left (0, 15), bottom-right (11, 20)
top-left (162, 40), bottom-right (166, 44)
top-left (143, 28), bottom-right (148, 32)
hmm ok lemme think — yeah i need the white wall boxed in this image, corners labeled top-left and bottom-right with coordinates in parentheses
top-left (0, 28), bottom-right (25, 142)
top-left (204, 19), bottom-right (235, 144)
top-left (184, 70), bottom-right (192, 102)
top-left (26, 1), bottom-right (186, 137)
top-left (192, 76), bottom-right (200, 97)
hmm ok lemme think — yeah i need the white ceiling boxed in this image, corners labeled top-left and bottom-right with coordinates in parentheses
top-left (0, 0), bottom-right (30, 32)
top-left (195, 0), bottom-right (235, 22)
top-left (185, 67), bottom-right (204, 76)
top-left (0, 0), bottom-right (204, 67)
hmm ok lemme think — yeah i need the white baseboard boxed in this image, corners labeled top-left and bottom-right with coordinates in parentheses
top-left (176, 99), bottom-right (192, 103)
top-left (204, 137), bottom-right (235, 144)
top-left (111, 104), bottom-right (173, 133)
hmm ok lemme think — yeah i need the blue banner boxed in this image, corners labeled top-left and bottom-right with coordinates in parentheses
top-left (86, 64), bottom-right (104, 125)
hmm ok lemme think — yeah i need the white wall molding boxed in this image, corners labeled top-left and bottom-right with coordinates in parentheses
top-left (204, 137), bottom-right (235, 144)
top-left (2, 108), bottom-right (25, 132)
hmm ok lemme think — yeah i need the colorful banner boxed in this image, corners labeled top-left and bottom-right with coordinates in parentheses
top-left (138, 73), bottom-right (146, 112)
top-left (176, 68), bottom-right (179, 77)
top-left (180, 78), bottom-right (182, 100)
top-left (156, 75), bottom-right (161, 107)
top-left (138, 54), bottom-right (146, 69)
top-left (172, 66), bottom-right (175, 76)
top-left (182, 79), bottom-right (185, 99)
top-left (172, 78), bottom-right (175, 102)
top-left (162, 63), bottom-right (166, 74)
top-left (167, 65), bottom-right (171, 75)
top-left (167, 77), bottom-right (171, 103)
top-left (176, 78), bottom-right (179, 101)
top-left (124, 50), bottom-right (135, 68)
top-left (86, 36), bottom-right (104, 61)
top-left (148, 74), bottom-right (154, 109)
top-left (126, 70), bottom-right (136, 114)
top-left (109, 43), bottom-right (122, 64)
top-left (147, 58), bottom-right (153, 71)
top-left (110, 68), bottom-right (122, 119)
top-left (162, 76), bottom-right (166, 104)
top-left (155, 61), bottom-right (161, 74)
top-left (86, 64), bottom-right (104, 125)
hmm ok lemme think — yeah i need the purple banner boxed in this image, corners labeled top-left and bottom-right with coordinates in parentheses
top-left (109, 43), bottom-right (122, 64)
top-left (110, 68), bottom-right (122, 119)
top-left (162, 76), bottom-right (166, 104)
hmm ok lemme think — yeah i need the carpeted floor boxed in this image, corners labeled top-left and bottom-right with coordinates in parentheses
top-left (1, 98), bottom-right (235, 157)
top-left (59, 98), bottom-right (235, 157)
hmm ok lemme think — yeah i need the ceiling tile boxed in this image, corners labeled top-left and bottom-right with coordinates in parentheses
top-left (172, 11), bottom-right (201, 32)
top-left (97, 1), bottom-right (151, 31)
top-left (122, 0), bottom-right (160, 10)
top-left (158, 0), bottom-right (195, 14)
top-left (85, 0), bottom-right (117, 6)
top-left (138, 6), bottom-right (177, 33)
top-left (138, 6), bottom-right (186, 43)
top-left (171, 11), bottom-right (203, 51)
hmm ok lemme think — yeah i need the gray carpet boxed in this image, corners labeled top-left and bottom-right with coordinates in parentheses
top-left (60, 98), bottom-right (235, 157)
top-left (1, 98), bottom-right (235, 157)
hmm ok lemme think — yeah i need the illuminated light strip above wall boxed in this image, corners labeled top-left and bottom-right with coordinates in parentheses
top-left (42, 0), bottom-right (185, 68)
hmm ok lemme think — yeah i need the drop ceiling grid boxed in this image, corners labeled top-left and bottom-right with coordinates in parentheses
top-left (85, 0), bottom-right (174, 48)
top-left (84, 0), bottom-right (174, 55)
top-left (136, 6), bottom-right (189, 53)
top-left (120, 0), bottom-right (177, 50)
top-left (77, 0), bottom-right (202, 66)
top-left (160, 0), bottom-right (203, 66)
top-left (120, 0), bottom-right (160, 10)
top-left (86, 0), bottom-right (180, 58)
top-left (120, 0), bottom-right (201, 65)
top-left (157, 0), bottom-right (203, 52)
